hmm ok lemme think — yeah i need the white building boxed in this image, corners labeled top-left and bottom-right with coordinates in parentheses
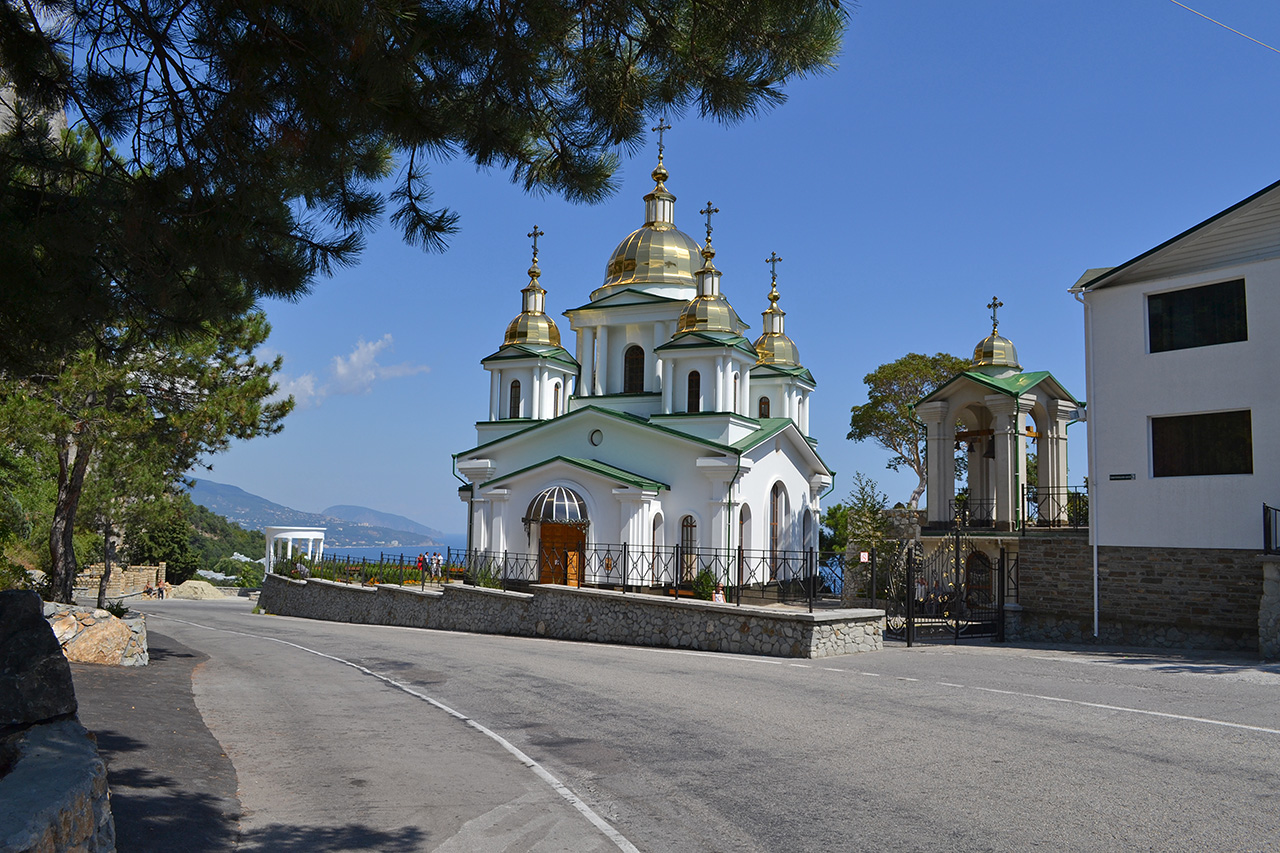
top-left (454, 153), bottom-right (832, 587)
top-left (1072, 178), bottom-right (1280, 551)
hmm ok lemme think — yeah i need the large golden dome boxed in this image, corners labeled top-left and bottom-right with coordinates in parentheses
top-left (593, 162), bottom-right (702, 299)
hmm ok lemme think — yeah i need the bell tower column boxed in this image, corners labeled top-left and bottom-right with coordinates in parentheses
top-left (916, 401), bottom-right (953, 527)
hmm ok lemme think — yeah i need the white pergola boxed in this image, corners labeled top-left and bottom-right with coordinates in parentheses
top-left (264, 526), bottom-right (327, 575)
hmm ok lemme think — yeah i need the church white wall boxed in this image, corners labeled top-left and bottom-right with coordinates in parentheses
top-left (1085, 257), bottom-right (1280, 549)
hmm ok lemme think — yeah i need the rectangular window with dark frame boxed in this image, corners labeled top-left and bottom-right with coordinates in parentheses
top-left (1151, 410), bottom-right (1253, 477)
top-left (1147, 279), bottom-right (1247, 353)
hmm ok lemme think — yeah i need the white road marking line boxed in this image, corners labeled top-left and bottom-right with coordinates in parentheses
top-left (897, 677), bottom-right (919, 682)
top-left (937, 682), bottom-right (965, 688)
top-left (861, 672), bottom-right (881, 677)
top-left (822, 668), bottom-right (846, 673)
top-left (969, 686), bottom-right (1280, 736)
top-left (151, 615), bottom-right (641, 853)
top-left (790, 663), bottom-right (812, 668)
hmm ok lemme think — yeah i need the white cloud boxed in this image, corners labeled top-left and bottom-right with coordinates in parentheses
top-left (274, 334), bottom-right (428, 409)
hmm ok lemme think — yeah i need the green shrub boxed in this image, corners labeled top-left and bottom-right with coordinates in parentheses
top-left (692, 569), bottom-right (717, 601)
top-left (103, 600), bottom-right (129, 617)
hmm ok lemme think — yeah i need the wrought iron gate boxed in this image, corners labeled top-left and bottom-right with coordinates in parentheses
top-left (884, 532), bottom-right (1007, 645)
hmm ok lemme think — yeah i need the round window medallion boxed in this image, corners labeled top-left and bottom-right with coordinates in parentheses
top-left (589, 429), bottom-right (603, 446)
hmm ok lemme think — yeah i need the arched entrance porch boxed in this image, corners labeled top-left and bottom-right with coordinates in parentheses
top-left (524, 486), bottom-right (590, 585)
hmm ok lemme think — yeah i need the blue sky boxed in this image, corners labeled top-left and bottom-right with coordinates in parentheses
top-left (198, 0), bottom-right (1280, 535)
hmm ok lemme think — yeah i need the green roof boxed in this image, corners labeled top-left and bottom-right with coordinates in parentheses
top-left (750, 362), bottom-right (816, 385)
top-left (483, 455), bottom-right (669, 491)
top-left (481, 342), bottom-right (579, 369)
top-left (918, 369), bottom-right (1081, 407)
top-left (564, 288), bottom-right (690, 314)
top-left (655, 330), bottom-right (757, 358)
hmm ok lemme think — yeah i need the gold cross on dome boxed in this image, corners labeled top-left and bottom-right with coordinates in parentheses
top-left (987, 296), bottom-right (1003, 333)
top-left (765, 252), bottom-right (783, 283)
top-left (700, 201), bottom-right (719, 244)
top-left (528, 225), bottom-right (544, 261)
top-left (652, 116), bottom-right (672, 160)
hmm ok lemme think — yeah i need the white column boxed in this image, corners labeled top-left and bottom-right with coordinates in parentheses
top-left (799, 392), bottom-right (810, 434)
top-left (740, 367), bottom-right (751, 417)
top-left (595, 326), bottom-right (609, 395)
top-left (916, 401), bottom-right (951, 526)
top-left (662, 360), bottom-right (674, 413)
top-left (488, 370), bottom-right (500, 420)
top-left (714, 355), bottom-right (725, 411)
top-left (652, 324), bottom-right (665, 392)
top-left (580, 328), bottom-right (595, 398)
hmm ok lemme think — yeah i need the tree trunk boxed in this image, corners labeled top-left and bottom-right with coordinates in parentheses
top-left (96, 518), bottom-right (112, 609)
top-left (49, 430), bottom-right (92, 604)
top-left (908, 474), bottom-right (926, 511)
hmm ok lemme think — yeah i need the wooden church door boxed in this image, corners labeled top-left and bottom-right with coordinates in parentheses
top-left (539, 523), bottom-right (584, 585)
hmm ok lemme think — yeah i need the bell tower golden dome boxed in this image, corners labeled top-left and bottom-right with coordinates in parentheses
top-left (970, 295), bottom-right (1021, 374)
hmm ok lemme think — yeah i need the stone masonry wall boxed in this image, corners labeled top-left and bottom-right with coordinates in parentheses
top-left (1015, 532), bottom-right (1262, 652)
top-left (73, 563), bottom-right (166, 600)
top-left (1262, 557), bottom-right (1280, 661)
top-left (260, 575), bottom-right (884, 658)
top-left (44, 604), bottom-right (148, 667)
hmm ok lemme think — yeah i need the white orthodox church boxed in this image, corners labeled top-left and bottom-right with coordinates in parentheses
top-left (454, 148), bottom-right (832, 586)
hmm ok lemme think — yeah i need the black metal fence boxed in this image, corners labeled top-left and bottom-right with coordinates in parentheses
top-left (949, 496), bottom-right (995, 528)
top-left (447, 544), bottom-right (848, 612)
top-left (1022, 484), bottom-right (1089, 531)
top-left (1266, 503), bottom-right (1279, 555)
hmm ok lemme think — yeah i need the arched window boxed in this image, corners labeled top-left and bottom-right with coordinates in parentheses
top-left (508, 380), bottom-right (521, 419)
top-left (552, 382), bottom-right (561, 417)
top-left (686, 371), bottom-right (701, 413)
top-left (758, 396), bottom-right (771, 418)
top-left (680, 515), bottom-right (698, 581)
top-left (624, 345), bottom-right (645, 393)
top-left (733, 373), bottom-right (740, 412)
top-left (739, 504), bottom-right (752, 551)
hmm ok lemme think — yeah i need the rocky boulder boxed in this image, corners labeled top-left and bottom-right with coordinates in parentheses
top-left (44, 605), bottom-right (148, 667)
top-left (0, 591), bottom-right (77, 727)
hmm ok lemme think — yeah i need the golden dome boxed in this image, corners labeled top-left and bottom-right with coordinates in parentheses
top-left (753, 265), bottom-right (800, 366)
top-left (971, 332), bottom-right (1019, 370)
top-left (676, 244), bottom-right (739, 334)
top-left (594, 161), bottom-right (702, 298)
top-left (503, 261), bottom-right (562, 347)
top-left (971, 296), bottom-right (1019, 370)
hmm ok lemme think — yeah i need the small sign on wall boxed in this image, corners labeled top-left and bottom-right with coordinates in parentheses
top-left (1109, 473), bottom-right (1136, 481)
top-left (859, 551), bottom-right (870, 563)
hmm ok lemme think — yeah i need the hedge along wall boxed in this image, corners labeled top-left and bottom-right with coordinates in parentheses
top-left (259, 574), bottom-right (884, 659)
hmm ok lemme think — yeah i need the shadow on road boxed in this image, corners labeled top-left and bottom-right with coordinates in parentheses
top-left (238, 823), bottom-right (428, 851)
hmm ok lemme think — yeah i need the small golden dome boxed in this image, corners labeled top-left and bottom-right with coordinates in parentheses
top-left (753, 266), bottom-right (801, 366)
top-left (503, 260), bottom-right (562, 347)
top-left (971, 333), bottom-right (1020, 370)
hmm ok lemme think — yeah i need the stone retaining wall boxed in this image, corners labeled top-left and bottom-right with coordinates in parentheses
top-left (44, 604), bottom-right (148, 667)
top-left (1262, 557), bottom-right (1280, 661)
top-left (73, 563), bottom-right (166, 601)
top-left (1014, 532), bottom-right (1263, 652)
top-left (0, 719), bottom-right (116, 853)
top-left (260, 575), bottom-right (884, 658)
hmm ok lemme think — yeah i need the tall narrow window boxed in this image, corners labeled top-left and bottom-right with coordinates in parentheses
top-left (733, 373), bottom-right (740, 413)
top-left (758, 396), bottom-right (771, 418)
top-left (686, 371), bottom-right (701, 413)
top-left (552, 382), bottom-right (561, 417)
top-left (770, 483), bottom-right (785, 554)
top-left (624, 345), bottom-right (645, 393)
top-left (508, 380), bottom-right (521, 419)
top-left (680, 515), bottom-right (697, 582)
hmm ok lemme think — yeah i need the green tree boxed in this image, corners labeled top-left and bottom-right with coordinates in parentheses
top-left (847, 352), bottom-right (968, 509)
top-left (0, 312), bottom-right (291, 603)
top-left (1, 1), bottom-right (847, 372)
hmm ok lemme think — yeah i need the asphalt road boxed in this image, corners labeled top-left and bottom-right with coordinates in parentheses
top-left (76, 597), bottom-right (1280, 852)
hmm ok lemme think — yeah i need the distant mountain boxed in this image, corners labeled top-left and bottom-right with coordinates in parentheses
top-left (321, 505), bottom-right (446, 541)
top-left (188, 479), bottom-right (446, 548)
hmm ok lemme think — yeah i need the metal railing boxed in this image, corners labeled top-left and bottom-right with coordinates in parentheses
top-left (446, 544), bottom-right (846, 612)
top-left (1266, 504), bottom-right (1279, 555)
top-left (949, 497), bottom-right (995, 528)
top-left (1021, 484), bottom-right (1089, 531)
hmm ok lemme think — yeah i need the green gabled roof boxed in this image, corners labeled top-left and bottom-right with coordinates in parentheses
top-left (654, 330), bottom-right (757, 358)
top-left (455, 404), bottom-right (740, 459)
top-left (918, 370), bottom-right (1082, 407)
top-left (481, 342), bottom-right (579, 369)
top-left (750, 362), bottom-right (816, 385)
top-left (730, 418), bottom-right (834, 475)
top-left (485, 455), bottom-right (669, 491)
top-left (564, 288), bottom-right (691, 314)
